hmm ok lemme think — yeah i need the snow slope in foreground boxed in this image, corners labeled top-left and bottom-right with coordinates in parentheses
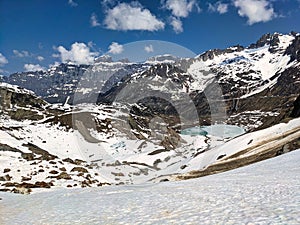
top-left (1, 149), bottom-right (299, 225)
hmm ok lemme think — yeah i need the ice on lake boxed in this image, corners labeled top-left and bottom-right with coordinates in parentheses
top-left (181, 127), bottom-right (208, 136)
top-left (181, 124), bottom-right (245, 139)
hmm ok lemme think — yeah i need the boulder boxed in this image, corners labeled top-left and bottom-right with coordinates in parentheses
top-left (71, 167), bottom-right (89, 173)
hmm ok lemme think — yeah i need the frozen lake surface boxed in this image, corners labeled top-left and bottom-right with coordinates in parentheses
top-left (1, 150), bottom-right (299, 224)
top-left (181, 124), bottom-right (246, 139)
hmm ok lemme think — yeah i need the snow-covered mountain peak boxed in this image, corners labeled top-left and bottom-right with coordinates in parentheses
top-left (187, 32), bottom-right (298, 96)
top-left (95, 55), bottom-right (113, 63)
top-left (146, 54), bottom-right (180, 64)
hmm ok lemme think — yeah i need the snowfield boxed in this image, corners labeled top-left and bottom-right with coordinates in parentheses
top-left (1, 149), bottom-right (299, 224)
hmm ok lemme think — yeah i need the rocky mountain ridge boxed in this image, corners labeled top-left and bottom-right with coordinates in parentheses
top-left (1, 32), bottom-right (300, 193)
top-left (2, 32), bottom-right (299, 106)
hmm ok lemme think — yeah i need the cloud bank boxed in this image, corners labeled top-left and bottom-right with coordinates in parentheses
top-left (104, 2), bottom-right (165, 31)
top-left (233, 0), bottom-right (276, 25)
top-left (24, 64), bottom-right (45, 72)
top-left (164, 0), bottom-right (199, 18)
top-left (55, 42), bottom-right (99, 64)
top-left (0, 53), bottom-right (8, 66)
top-left (90, 13), bottom-right (100, 27)
top-left (162, 0), bottom-right (199, 33)
top-left (108, 42), bottom-right (124, 54)
top-left (13, 50), bottom-right (30, 58)
top-left (68, 0), bottom-right (78, 7)
top-left (209, 1), bottom-right (229, 14)
top-left (170, 17), bottom-right (183, 34)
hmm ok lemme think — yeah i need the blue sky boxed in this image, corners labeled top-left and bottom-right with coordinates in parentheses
top-left (0, 0), bottom-right (300, 75)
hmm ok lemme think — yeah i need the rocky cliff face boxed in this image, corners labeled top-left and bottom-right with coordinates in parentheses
top-left (2, 62), bottom-right (148, 104)
top-left (0, 84), bottom-right (48, 121)
top-left (2, 64), bottom-right (88, 103)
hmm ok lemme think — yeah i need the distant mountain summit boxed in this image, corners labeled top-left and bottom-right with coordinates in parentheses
top-left (95, 55), bottom-right (113, 63)
top-left (2, 32), bottom-right (299, 105)
top-left (146, 54), bottom-right (180, 63)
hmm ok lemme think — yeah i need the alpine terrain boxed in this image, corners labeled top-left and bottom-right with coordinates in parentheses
top-left (1, 32), bottom-right (300, 195)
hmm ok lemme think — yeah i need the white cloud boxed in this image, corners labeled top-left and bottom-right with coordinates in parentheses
top-left (104, 2), bottom-right (165, 31)
top-left (108, 42), bottom-right (124, 55)
top-left (68, 0), bottom-right (78, 7)
top-left (55, 42), bottom-right (99, 64)
top-left (102, 0), bottom-right (116, 6)
top-left (209, 1), bottom-right (229, 14)
top-left (37, 56), bottom-right (44, 62)
top-left (48, 61), bottom-right (60, 68)
top-left (163, 0), bottom-right (199, 18)
top-left (144, 44), bottom-right (154, 53)
top-left (87, 41), bottom-right (96, 49)
top-left (52, 53), bottom-right (60, 58)
top-left (0, 53), bottom-right (8, 66)
top-left (233, 0), bottom-right (276, 25)
top-left (24, 64), bottom-right (45, 72)
top-left (162, 0), bottom-right (199, 34)
top-left (90, 13), bottom-right (100, 27)
top-left (13, 50), bottom-right (30, 58)
top-left (170, 17), bottom-right (183, 33)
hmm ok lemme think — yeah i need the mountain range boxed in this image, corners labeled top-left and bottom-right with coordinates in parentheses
top-left (0, 32), bottom-right (300, 194)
